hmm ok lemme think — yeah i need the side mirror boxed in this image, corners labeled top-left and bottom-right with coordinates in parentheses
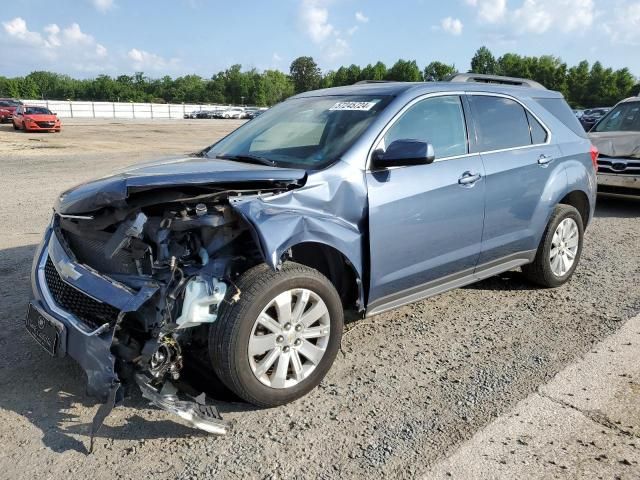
top-left (371, 139), bottom-right (435, 169)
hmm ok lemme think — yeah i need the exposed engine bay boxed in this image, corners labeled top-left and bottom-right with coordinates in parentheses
top-left (54, 183), bottom-right (294, 442)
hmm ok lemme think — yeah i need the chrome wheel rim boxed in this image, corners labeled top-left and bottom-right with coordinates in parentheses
top-left (549, 218), bottom-right (579, 277)
top-left (248, 289), bottom-right (330, 389)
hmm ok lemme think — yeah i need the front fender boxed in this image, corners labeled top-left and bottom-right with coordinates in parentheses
top-left (230, 161), bottom-right (368, 305)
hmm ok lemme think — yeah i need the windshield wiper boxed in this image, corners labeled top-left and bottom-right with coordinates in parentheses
top-left (216, 154), bottom-right (277, 167)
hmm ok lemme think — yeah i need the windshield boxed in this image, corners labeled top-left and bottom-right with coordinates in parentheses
top-left (594, 102), bottom-right (640, 132)
top-left (25, 107), bottom-right (52, 115)
top-left (0, 100), bottom-right (21, 107)
top-left (206, 95), bottom-right (392, 169)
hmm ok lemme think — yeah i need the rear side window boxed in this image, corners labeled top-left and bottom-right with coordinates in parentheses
top-left (535, 97), bottom-right (587, 138)
top-left (469, 96), bottom-right (532, 151)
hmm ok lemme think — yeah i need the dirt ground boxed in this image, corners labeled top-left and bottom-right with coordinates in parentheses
top-left (0, 119), bottom-right (638, 479)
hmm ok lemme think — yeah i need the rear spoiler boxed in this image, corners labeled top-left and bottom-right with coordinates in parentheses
top-left (448, 73), bottom-right (546, 90)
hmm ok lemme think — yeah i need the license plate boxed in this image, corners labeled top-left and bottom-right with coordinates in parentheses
top-left (25, 303), bottom-right (60, 356)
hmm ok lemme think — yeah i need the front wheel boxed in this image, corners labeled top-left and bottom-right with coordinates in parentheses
top-left (522, 204), bottom-right (584, 288)
top-left (209, 263), bottom-right (344, 407)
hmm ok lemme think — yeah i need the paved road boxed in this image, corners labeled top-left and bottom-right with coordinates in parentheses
top-left (0, 120), bottom-right (638, 479)
top-left (428, 313), bottom-right (640, 479)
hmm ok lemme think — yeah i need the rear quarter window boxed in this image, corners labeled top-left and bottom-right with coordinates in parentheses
top-left (535, 97), bottom-right (587, 138)
top-left (468, 95), bottom-right (532, 151)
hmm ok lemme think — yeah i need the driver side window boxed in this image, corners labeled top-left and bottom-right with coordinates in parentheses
top-left (383, 95), bottom-right (468, 159)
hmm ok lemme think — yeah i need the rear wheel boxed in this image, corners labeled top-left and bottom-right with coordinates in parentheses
top-left (13, 121), bottom-right (19, 130)
top-left (209, 262), bottom-right (344, 407)
top-left (522, 204), bottom-right (584, 287)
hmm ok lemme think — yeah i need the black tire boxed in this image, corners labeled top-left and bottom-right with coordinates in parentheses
top-left (13, 121), bottom-right (19, 130)
top-left (522, 204), bottom-right (584, 288)
top-left (209, 262), bottom-right (344, 407)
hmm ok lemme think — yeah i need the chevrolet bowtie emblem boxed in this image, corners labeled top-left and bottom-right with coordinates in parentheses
top-left (57, 259), bottom-right (82, 280)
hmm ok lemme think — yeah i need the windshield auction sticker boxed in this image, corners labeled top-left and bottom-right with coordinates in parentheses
top-left (329, 101), bottom-right (378, 111)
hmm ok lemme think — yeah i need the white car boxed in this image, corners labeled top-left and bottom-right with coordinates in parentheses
top-left (222, 108), bottom-right (245, 119)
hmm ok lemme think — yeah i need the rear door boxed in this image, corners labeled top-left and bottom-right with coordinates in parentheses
top-left (467, 93), bottom-right (561, 266)
top-left (366, 94), bottom-right (486, 311)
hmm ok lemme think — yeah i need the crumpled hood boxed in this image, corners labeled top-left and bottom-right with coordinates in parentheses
top-left (56, 156), bottom-right (307, 214)
top-left (589, 131), bottom-right (640, 159)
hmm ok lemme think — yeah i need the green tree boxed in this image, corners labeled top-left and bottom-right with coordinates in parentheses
top-left (470, 46), bottom-right (497, 75)
top-left (206, 73), bottom-right (227, 104)
top-left (566, 61), bottom-right (590, 107)
top-left (386, 59), bottom-right (422, 81)
top-left (16, 76), bottom-right (39, 98)
top-left (320, 70), bottom-right (336, 89)
top-left (528, 55), bottom-right (568, 95)
top-left (585, 62), bottom-right (608, 107)
top-left (497, 53), bottom-right (530, 78)
top-left (332, 66), bottom-right (350, 87)
top-left (423, 61), bottom-right (456, 81)
top-left (289, 56), bottom-right (321, 93)
top-left (262, 70), bottom-right (294, 105)
top-left (0, 77), bottom-right (20, 97)
top-left (612, 68), bottom-right (636, 101)
top-left (360, 61), bottom-right (387, 81)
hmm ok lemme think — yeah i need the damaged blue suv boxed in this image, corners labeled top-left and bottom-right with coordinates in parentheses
top-left (27, 74), bottom-right (596, 436)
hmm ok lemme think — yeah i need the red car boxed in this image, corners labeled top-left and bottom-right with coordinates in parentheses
top-left (0, 98), bottom-right (22, 123)
top-left (13, 105), bottom-right (62, 132)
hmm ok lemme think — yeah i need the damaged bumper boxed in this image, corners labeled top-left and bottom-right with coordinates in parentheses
top-left (597, 173), bottom-right (640, 191)
top-left (135, 374), bottom-right (227, 435)
top-left (28, 222), bottom-right (226, 437)
top-left (29, 225), bottom-right (156, 401)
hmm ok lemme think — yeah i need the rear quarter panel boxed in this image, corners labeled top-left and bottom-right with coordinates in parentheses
top-left (523, 96), bottom-right (597, 235)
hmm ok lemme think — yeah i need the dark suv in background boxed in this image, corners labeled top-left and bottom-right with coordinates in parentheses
top-left (26, 74), bottom-right (596, 437)
top-left (580, 107), bottom-right (611, 131)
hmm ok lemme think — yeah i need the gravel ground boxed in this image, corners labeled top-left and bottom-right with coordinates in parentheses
top-left (0, 119), bottom-right (638, 479)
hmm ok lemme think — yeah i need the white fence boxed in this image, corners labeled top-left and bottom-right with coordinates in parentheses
top-left (20, 100), bottom-right (241, 120)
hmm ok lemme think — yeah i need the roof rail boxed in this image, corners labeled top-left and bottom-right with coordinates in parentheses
top-left (353, 80), bottom-right (395, 85)
top-left (448, 73), bottom-right (546, 90)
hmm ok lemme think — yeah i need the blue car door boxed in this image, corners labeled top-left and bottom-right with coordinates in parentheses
top-left (366, 94), bottom-right (486, 314)
top-left (467, 94), bottom-right (562, 266)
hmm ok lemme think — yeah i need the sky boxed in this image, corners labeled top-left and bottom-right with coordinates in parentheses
top-left (1, 0), bottom-right (639, 79)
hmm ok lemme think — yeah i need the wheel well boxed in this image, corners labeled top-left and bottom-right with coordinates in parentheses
top-left (559, 190), bottom-right (590, 229)
top-left (287, 242), bottom-right (360, 310)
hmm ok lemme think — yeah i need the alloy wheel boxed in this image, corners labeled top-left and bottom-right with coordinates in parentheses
top-left (549, 217), bottom-right (579, 277)
top-left (248, 288), bottom-right (331, 389)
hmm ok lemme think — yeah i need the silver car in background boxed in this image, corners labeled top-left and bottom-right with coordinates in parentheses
top-left (589, 96), bottom-right (640, 195)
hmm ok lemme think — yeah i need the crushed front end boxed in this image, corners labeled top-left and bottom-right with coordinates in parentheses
top-left (26, 168), bottom-right (304, 443)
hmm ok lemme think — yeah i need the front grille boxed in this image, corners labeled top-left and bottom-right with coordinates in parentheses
top-left (598, 156), bottom-right (640, 175)
top-left (36, 121), bottom-right (55, 128)
top-left (44, 256), bottom-right (119, 329)
top-left (62, 229), bottom-right (139, 275)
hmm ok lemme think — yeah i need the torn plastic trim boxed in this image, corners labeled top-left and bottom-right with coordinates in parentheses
top-left (47, 226), bottom-right (160, 318)
top-left (135, 373), bottom-right (228, 435)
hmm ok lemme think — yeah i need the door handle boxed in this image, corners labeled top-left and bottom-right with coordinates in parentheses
top-left (538, 154), bottom-right (554, 165)
top-left (458, 171), bottom-right (482, 185)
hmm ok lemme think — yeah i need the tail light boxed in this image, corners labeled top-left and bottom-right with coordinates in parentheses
top-left (590, 145), bottom-right (599, 171)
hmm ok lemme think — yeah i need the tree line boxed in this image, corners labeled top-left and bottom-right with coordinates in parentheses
top-left (0, 47), bottom-right (637, 108)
